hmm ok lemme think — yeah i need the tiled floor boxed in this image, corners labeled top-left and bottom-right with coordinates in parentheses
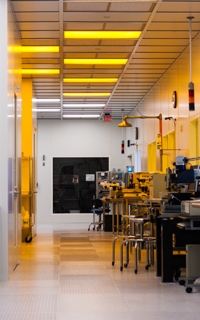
top-left (0, 223), bottom-right (200, 320)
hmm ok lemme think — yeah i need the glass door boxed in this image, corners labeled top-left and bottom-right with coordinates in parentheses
top-left (13, 92), bottom-right (21, 268)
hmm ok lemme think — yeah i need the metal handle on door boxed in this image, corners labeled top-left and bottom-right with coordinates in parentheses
top-left (14, 190), bottom-right (20, 194)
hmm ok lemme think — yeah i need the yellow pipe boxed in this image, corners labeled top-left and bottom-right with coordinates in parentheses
top-left (124, 114), bottom-right (162, 121)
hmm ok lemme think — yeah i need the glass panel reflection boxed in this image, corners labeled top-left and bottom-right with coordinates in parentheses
top-left (53, 157), bottom-right (108, 213)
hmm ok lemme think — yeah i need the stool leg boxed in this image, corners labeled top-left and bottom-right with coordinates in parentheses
top-left (138, 242), bottom-right (141, 262)
top-left (92, 209), bottom-right (95, 230)
top-left (150, 241), bottom-right (154, 266)
top-left (130, 240), bottom-right (133, 254)
top-left (145, 241), bottom-right (150, 270)
top-left (112, 236), bottom-right (120, 266)
top-left (120, 240), bottom-right (125, 271)
top-left (124, 241), bottom-right (129, 268)
top-left (135, 242), bottom-right (138, 274)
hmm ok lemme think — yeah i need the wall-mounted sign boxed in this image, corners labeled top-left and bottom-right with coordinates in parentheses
top-left (157, 133), bottom-right (162, 150)
top-left (86, 174), bottom-right (95, 182)
top-left (104, 115), bottom-right (112, 122)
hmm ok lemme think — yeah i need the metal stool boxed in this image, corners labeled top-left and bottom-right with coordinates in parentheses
top-left (119, 216), bottom-right (155, 273)
top-left (88, 199), bottom-right (103, 231)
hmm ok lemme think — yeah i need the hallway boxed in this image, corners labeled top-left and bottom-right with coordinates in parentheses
top-left (0, 224), bottom-right (199, 320)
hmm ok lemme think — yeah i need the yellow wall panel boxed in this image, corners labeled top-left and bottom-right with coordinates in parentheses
top-left (21, 79), bottom-right (32, 157)
top-left (148, 141), bottom-right (157, 172)
top-left (190, 119), bottom-right (199, 166)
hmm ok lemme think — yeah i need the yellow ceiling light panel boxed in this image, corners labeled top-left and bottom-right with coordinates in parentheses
top-left (63, 93), bottom-right (110, 97)
top-left (63, 78), bottom-right (118, 83)
top-left (64, 59), bottom-right (127, 65)
top-left (64, 31), bottom-right (141, 39)
top-left (8, 46), bottom-right (21, 53)
top-left (21, 46), bottom-right (59, 53)
top-left (21, 69), bottom-right (60, 74)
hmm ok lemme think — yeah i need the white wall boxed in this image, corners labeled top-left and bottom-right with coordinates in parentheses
top-left (0, 0), bottom-right (22, 280)
top-left (37, 119), bottom-right (128, 223)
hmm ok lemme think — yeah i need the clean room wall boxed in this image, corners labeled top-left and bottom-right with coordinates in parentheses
top-left (0, 0), bottom-right (22, 280)
top-left (129, 33), bottom-right (200, 172)
top-left (37, 119), bottom-right (127, 222)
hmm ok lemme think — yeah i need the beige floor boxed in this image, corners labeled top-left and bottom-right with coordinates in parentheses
top-left (0, 223), bottom-right (200, 320)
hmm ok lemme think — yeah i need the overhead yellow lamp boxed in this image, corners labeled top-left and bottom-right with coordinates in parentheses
top-left (63, 93), bottom-right (110, 97)
top-left (118, 120), bottom-right (132, 127)
top-left (21, 69), bottom-right (60, 74)
top-left (64, 31), bottom-right (141, 39)
top-left (21, 46), bottom-right (59, 53)
top-left (10, 46), bottom-right (59, 53)
top-left (64, 59), bottom-right (127, 65)
top-left (63, 78), bottom-right (118, 83)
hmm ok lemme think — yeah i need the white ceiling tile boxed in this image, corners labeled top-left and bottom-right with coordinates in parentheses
top-left (63, 12), bottom-right (151, 22)
top-left (63, 69), bottom-right (121, 74)
top-left (133, 52), bottom-right (179, 59)
top-left (104, 22), bottom-right (144, 31)
top-left (12, 1), bottom-right (59, 12)
top-left (19, 22), bottom-right (59, 31)
top-left (64, 39), bottom-right (100, 46)
top-left (65, 22), bottom-right (104, 31)
top-left (64, 53), bottom-right (97, 58)
top-left (140, 38), bottom-right (190, 46)
top-left (130, 58), bottom-right (175, 64)
top-left (148, 22), bottom-right (200, 31)
top-left (158, 2), bottom-right (200, 13)
top-left (16, 12), bottom-right (59, 22)
top-left (65, 2), bottom-right (108, 12)
top-left (63, 46), bottom-right (133, 53)
top-left (21, 31), bottom-right (60, 39)
top-left (22, 64), bottom-right (60, 69)
top-left (137, 46), bottom-right (185, 53)
top-left (109, 2), bottom-right (155, 12)
top-left (22, 53), bottom-right (60, 59)
top-left (101, 39), bottom-right (136, 46)
top-left (22, 39), bottom-right (59, 46)
top-left (96, 53), bottom-right (129, 59)
top-left (153, 12), bottom-right (200, 22)
top-left (144, 30), bottom-right (198, 39)
top-left (124, 63), bottom-right (170, 69)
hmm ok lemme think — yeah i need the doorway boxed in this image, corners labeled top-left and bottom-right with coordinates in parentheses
top-left (13, 92), bottom-right (21, 268)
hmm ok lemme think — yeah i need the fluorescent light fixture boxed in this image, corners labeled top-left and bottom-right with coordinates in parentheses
top-left (22, 46), bottom-right (59, 53)
top-left (63, 93), bottom-right (110, 97)
top-left (21, 69), bottom-right (60, 74)
top-left (33, 108), bottom-right (61, 112)
top-left (63, 114), bottom-right (100, 118)
top-left (63, 104), bottom-right (105, 107)
top-left (64, 31), bottom-right (141, 39)
top-left (32, 99), bottom-right (60, 103)
top-left (64, 59), bottom-right (127, 65)
top-left (63, 78), bottom-right (118, 83)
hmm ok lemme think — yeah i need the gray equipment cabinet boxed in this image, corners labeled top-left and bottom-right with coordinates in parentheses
top-left (96, 171), bottom-right (110, 199)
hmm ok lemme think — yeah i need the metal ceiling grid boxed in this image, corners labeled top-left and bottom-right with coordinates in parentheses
top-left (10, 0), bottom-right (200, 119)
top-left (106, 0), bottom-right (200, 117)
